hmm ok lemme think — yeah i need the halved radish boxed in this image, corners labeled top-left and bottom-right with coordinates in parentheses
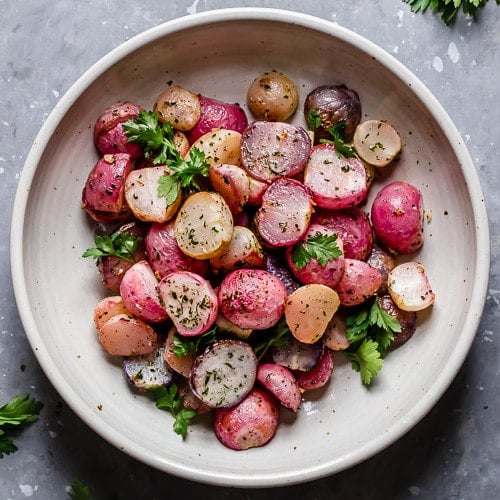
top-left (174, 191), bottom-right (234, 260)
top-left (189, 340), bottom-right (257, 408)
top-left (388, 261), bottom-right (435, 311)
top-left (158, 271), bottom-right (218, 336)
top-left (257, 363), bottom-right (301, 412)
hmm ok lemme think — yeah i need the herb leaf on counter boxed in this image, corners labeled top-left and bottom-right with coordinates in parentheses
top-left (0, 394), bottom-right (43, 458)
top-left (403, 0), bottom-right (499, 26)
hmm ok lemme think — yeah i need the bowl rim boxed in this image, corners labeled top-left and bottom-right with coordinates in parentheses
top-left (10, 7), bottom-right (491, 487)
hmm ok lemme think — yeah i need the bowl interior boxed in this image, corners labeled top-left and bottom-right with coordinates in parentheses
top-left (12, 10), bottom-right (489, 487)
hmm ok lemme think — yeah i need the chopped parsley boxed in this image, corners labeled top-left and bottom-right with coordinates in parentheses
top-left (291, 232), bottom-right (342, 270)
top-left (82, 230), bottom-right (142, 262)
top-left (345, 297), bottom-right (402, 385)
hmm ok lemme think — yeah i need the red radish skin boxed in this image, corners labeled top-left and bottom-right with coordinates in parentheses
top-left (335, 259), bottom-right (382, 307)
top-left (304, 143), bottom-right (367, 210)
top-left (213, 388), bottom-right (279, 450)
top-left (98, 314), bottom-right (157, 356)
top-left (371, 181), bottom-right (424, 255)
top-left (145, 221), bottom-right (210, 279)
top-left (312, 207), bottom-right (373, 260)
top-left (257, 363), bottom-right (301, 412)
top-left (256, 178), bottom-right (313, 247)
top-left (218, 269), bottom-right (287, 330)
top-left (81, 153), bottom-right (133, 223)
top-left (294, 349), bottom-right (334, 390)
top-left (119, 260), bottom-right (168, 323)
top-left (286, 224), bottom-right (345, 287)
top-left (93, 102), bottom-right (143, 159)
top-left (187, 95), bottom-right (248, 143)
top-left (240, 121), bottom-right (311, 182)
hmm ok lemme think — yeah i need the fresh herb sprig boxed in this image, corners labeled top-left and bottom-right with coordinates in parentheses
top-left (82, 230), bottom-right (142, 262)
top-left (123, 110), bottom-right (210, 206)
top-left (320, 120), bottom-right (357, 159)
top-left (291, 232), bottom-right (342, 270)
top-left (172, 327), bottom-right (218, 357)
top-left (403, 0), bottom-right (499, 26)
top-left (68, 479), bottom-right (91, 500)
top-left (253, 318), bottom-right (291, 360)
top-left (306, 110), bottom-right (357, 159)
top-left (149, 384), bottom-right (197, 438)
top-left (345, 297), bottom-right (402, 385)
top-left (0, 394), bottom-right (43, 458)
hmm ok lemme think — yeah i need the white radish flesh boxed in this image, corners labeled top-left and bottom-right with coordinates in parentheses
top-left (188, 128), bottom-right (242, 166)
top-left (158, 271), bottom-right (218, 336)
top-left (124, 166), bottom-right (181, 223)
top-left (94, 296), bottom-right (130, 330)
top-left (353, 119), bottom-right (402, 167)
top-left (189, 340), bottom-right (257, 408)
top-left (256, 178), bottom-right (313, 247)
top-left (388, 262), bottom-right (435, 311)
top-left (153, 85), bottom-right (201, 131)
top-left (304, 143), bottom-right (368, 210)
top-left (209, 163), bottom-right (250, 214)
top-left (174, 191), bottom-right (234, 260)
top-left (284, 284), bottom-right (341, 344)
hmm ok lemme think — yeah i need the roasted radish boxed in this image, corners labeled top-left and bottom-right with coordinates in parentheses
top-left (190, 340), bottom-right (257, 408)
top-left (213, 387), bottom-right (279, 450)
top-left (240, 121), bottom-right (311, 182)
top-left (256, 363), bottom-right (301, 412)
top-left (218, 269), bottom-right (287, 330)
top-left (335, 259), bottom-right (382, 307)
top-left (174, 191), bottom-right (234, 260)
top-left (256, 178), bottom-right (313, 247)
top-left (158, 271), bottom-right (218, 336)
top-left (294, 348), bottom-right (334, 391)
top-left (388, 262), bottom-right (435, 311)
top-left (153, 85), bottom-right (201, 131)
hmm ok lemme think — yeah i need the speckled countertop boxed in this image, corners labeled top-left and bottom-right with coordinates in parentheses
top-left (1, 1), bottom-right (498, 499)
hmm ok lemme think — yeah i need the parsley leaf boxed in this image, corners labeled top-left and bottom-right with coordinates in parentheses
top-left (0, 394), bottom-right (43, 458)
top-left (172, 327), bottom-right (218, 357)
top-left (124, 110), bottom-right (210, 203)
top-left (291, 232), bottom-right (342, 270)
top-left (347, 338), bottom-right (384, 385)
top-left (82, 230), bottom-right (142, 262)
top-left (123, 111), bottom-right (178, 165)
top-left (68, 478), bottom-right (91, 500)
top-left (320, 120), bottom-right (357, 159)
top-left (345, 297), bottom-right (402, 385)
top-left (149, 384), bottom-right (197, 438)
top-left (402, 0), bottom-right (499, 26)
top-left (306, 108), bottom-right (322, 130)
top-left (253, 318), bottom-right (291, 360)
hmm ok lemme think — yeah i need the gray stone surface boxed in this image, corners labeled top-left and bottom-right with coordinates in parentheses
top-left (0, 1), bottom-right (498, 498)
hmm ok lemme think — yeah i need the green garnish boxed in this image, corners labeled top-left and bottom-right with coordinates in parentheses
top-left (82, 230), bottom-right (142, 262)
top-left (291, 232), bottom-right (342, 270)
top-left (149, 384), bottom-right (197, 438)
top-left (403, 0), bottom-right (499, 26)
top-left (253, 318), bottom-right (291, 360)
top-left (68, 479), bottom-right (91, 500)
top-left (0, 394), bottom-right (43, 458)
top-left (320, 120), bottom-right (357, 159)
top-left (172, 327), bottom-right (218, 357)
top-left (306, 108), bottom-right (322, 131)
top-left (345, 297), bottom-right (402, 385)
top-left (124, 110), bottom-right (210, 205)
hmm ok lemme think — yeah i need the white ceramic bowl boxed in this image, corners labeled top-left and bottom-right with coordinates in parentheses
top-left (11, 8), bottom-right (490, 487)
